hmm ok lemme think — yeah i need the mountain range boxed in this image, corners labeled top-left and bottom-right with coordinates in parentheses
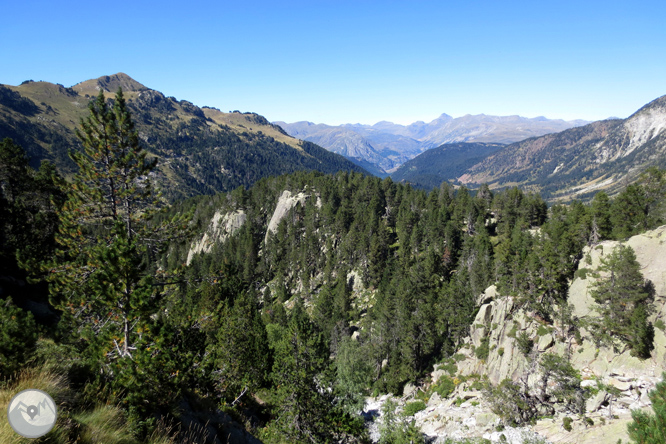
top-left (275, 114), bottom-right (589, 175)
top-left (3, 73), bottom-right (664, 203)
top-left (0, 73), bottom-right (366, 201)
top-left (457, 94), bottom-right (666, 199)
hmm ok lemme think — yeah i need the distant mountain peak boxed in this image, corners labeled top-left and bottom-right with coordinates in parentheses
top-left (73, 73), bottom-right (148, 95)
top-left (431, 113), bottom-right (453, 122)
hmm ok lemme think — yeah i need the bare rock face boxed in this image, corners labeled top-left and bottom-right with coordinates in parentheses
top-left (568, 226), bottom-right (666, 317)
top-left (187, 210), bottom-right (247, 265)
top-left (265, 190), bottom-right (310, 242)
top-left (458, 295), bottom-right (530, 385)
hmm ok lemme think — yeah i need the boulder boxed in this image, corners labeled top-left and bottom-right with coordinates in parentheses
top-left (586, 390), bottom-right (608, 412)
top-left (427, 392), bottom-right (441, 407)
top-left (537, 334), bottom-right (555, 351)
top-left (476, 285), bottom-right (498, 306)
top-left (265, 190), bottom-right (309, 242)
top-left (187, 210), bottom-right (246, 265)
top-left (431, 365), bottom-right (447, 385)
top-left (403, 382), bottom-right (417, 398)
top-left (609, 377), bottom-right (633, 392)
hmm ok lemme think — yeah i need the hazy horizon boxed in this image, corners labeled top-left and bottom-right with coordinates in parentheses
top-left (3, 0), bottom-right (664, 125)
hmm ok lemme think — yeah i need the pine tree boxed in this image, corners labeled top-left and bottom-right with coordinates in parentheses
top-left (208, 292), bottom-right (270, 403)
top-left (589, 245), bottom-right (655, 358)
top-left (589, 191), bottom-right (612, 243)
top-left (41, 90), bottom-right (188, 388)
top-left (628, 372), bottom-right (666, 444)
top-left (611, 184), bottom-right (648, 239)
top-left (1, 138), bottom-right (64, 276)
top-left (269, 300), bottom-right (334, 443)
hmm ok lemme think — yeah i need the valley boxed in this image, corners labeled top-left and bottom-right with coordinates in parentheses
top-left (1, 75), bottom-right (665, 444)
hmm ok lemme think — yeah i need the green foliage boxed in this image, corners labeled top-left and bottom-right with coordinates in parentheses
top-left (485, 379), bottom-right (538, 426)
top-left (589, 245), bottom-right (655, 358)
top-left (6, 97), bottom-right (661, 443)
top-left (378, 399), bottom-right (425, 444)
top-left (574, 268), bottom-right (590, 280)
top-left (34, 90), bottom-right (192, 431)
top-left (334, 337), bottom-right (373, 415)
top-left (628, 373), bottom-right (666, 444)
top-left (563, 416), bottom-right (573, 432)
top-left (266, 302), bottom-right (364, 443)
top-left (487, 354), bottom-right (583, 427)
top-left (538, 354), bottom-right (584, 414)
top-left (432, 375), bottom-right (456, 398)
top-left (507, 325), bottom-right (518, 338)
top-left (516, 331), bottom-right (534, 357)
top-left (403, 400), bottom-right (427, 416)
top-left (0, 298), bottom-right (38, 377)
top-left (438, 359), bottom-right (458, 376)
top-left (390, 143), bottom-right (505, 191)
top-left (475, 336), bottom-right (490, 360)
top-left (207, 291), bottom-right (270, 402)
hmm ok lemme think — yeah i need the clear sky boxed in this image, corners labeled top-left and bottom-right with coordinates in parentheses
top-left (2, 0), bottom-right (665, 125)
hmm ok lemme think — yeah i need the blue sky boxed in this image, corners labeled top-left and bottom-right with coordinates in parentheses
top-left (2, 0), bottom-right (665, 125)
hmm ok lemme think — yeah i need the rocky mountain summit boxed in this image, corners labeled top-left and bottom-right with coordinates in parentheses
top-left (367, 225), bottom-right (666, 443)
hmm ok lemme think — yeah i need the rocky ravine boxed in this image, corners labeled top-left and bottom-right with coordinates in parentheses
top-left (367, 225), bottom-right (666, 444)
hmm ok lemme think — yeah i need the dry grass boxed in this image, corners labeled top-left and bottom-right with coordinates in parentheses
top-left (0, 367), bottom-right (69, 443)
top-left (0, 367), bottom-right (183, 444)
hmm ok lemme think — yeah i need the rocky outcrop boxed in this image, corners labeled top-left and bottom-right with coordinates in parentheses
top-left (419, 225), bottom-right (666, 444)
top-left (186, 210), bottom-right (246, 265)
top-left (265, 190), bottom-right (309, 242)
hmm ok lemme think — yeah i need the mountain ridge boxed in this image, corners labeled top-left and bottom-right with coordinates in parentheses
top-left (0, 73), bottom-right (367, 200)
top-left (276, 113), bottom-right (589, 174)
top-left (458, 94), bottom-right (666, 199)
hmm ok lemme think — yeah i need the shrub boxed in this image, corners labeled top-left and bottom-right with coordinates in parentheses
top-left (403, 400), bottom-right (427, 416)
top-left (563, 416), bottom-right (573, 431)
top-left (507, 325), bottom-right (518, 338)
top-left (0, 298), bottom-right (38, 377)
top-left (485, 379), bottom-right (537, 426)
top-left (432, 376), bottom-right (456, 398)
top-left (574, 268), bottom-right (590, 280)
top-left (438, 359), bottom-right (458, 376)
top-left (475, 337), bottom-right (490, 360)
top-left (453, 353), bottom-right (466, 362)
top-left (516, 332), bottom-right (534, 357)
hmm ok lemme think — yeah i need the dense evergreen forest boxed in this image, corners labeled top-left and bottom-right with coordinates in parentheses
top-left (1, 90), bottom-right (666, 443)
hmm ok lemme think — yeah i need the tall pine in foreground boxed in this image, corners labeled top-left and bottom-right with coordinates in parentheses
top-left (40, 89), bottom-right (189, 421)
